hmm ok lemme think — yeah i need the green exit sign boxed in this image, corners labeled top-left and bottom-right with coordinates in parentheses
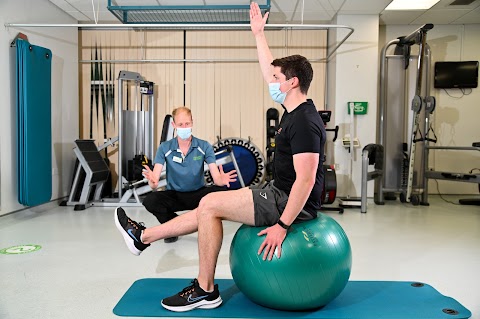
top-left (347, 102), bottom-right (368, 115)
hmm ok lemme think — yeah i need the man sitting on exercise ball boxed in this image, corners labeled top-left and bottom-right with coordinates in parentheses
top-left (114, 2), bottom-right (326, 312)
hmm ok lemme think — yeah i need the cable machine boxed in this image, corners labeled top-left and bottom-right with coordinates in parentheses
top-left (117, 71), bottom-right (155, 199)
top-left (376, 24), bottom-right (434, 206)
top-left (62, 71), bottom-right (155, 209)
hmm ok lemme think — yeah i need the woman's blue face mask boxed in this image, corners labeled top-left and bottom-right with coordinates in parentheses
top-left (268, 79), bottom-right (293, 104)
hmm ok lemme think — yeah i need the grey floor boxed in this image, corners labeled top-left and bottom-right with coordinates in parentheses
top-left (0, 195), bottom-right (479, 319)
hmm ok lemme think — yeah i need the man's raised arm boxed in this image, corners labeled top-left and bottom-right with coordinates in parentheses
top-left (250, 2), bottom-right (274, 83)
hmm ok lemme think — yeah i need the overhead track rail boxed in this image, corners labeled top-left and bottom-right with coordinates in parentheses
top-left (4, 23), bottom-right (354, 62)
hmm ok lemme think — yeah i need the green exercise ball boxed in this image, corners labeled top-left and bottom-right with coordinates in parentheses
top-left (229, 213), bottom-right (352, 311)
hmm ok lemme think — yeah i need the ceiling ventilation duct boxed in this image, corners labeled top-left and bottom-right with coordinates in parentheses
top-left (107, 0), bottom-right (270, 24)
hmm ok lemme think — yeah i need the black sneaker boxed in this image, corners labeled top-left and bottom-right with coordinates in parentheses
top-left (161, 279), bottom-right (222, 312)
top-left (114, 207), bottom-right (150, 256)
top-left (164, 236), bottom-right (179, 243)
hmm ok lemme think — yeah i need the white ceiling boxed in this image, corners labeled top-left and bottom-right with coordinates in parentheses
top-left (49, 0), bottom-right (480, 25)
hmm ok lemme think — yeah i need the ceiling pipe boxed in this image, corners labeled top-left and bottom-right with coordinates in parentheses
top-left (5, 23), bottom-right (354, 61)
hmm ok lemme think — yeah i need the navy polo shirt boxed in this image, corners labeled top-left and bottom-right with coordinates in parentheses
top-left (154, 136), bottom-right (216, 192)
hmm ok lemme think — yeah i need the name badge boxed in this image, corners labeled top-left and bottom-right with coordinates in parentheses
top-left (173, 156), bottom-right (183, 163)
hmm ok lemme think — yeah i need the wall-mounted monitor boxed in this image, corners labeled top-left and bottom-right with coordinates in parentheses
top-left (434, 61), bottom-right (478, 89)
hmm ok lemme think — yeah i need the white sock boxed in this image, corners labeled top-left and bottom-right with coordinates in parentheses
top-left (199, 283), bottom-right (213, 293)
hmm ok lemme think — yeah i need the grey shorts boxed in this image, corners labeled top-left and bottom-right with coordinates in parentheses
top-left (250, 181), bottom-right (314, 227)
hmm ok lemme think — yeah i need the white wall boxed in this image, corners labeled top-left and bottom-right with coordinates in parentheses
top-left (328, 15), bottom-right (380, 198)
top-left (0, 0), bottom-right (78, 215)
top-left (382, 24), bottom-right (480, 195)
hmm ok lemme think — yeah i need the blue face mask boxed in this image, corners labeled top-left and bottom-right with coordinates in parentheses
top-left (176, 127), bottom-right (192, 140)
top-left (268, 79), bottom-right (292, 104)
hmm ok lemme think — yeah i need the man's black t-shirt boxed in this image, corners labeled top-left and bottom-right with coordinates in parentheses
top-left (273, 99), bottom-right (326, 218)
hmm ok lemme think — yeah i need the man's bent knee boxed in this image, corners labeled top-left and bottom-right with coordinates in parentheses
top-left (197, 192), bottom-right (225, 219)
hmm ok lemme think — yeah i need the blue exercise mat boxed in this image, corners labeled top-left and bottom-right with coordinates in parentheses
top-left (14, 38), bottom-right (52, 206)
top-left (113, 278), bottom-right (471, 318)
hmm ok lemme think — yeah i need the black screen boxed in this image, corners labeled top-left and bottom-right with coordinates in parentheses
top-left (434, 61), bottom-right (478, 89)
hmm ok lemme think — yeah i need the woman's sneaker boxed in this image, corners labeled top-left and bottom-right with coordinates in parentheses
top-left (114, 207), bottom-right (150, 256)
top-left (161, 279), bottom-right (222, 312)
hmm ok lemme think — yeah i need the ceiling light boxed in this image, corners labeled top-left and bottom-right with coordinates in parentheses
top-left (385, 0), bottom-right (441, 10)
